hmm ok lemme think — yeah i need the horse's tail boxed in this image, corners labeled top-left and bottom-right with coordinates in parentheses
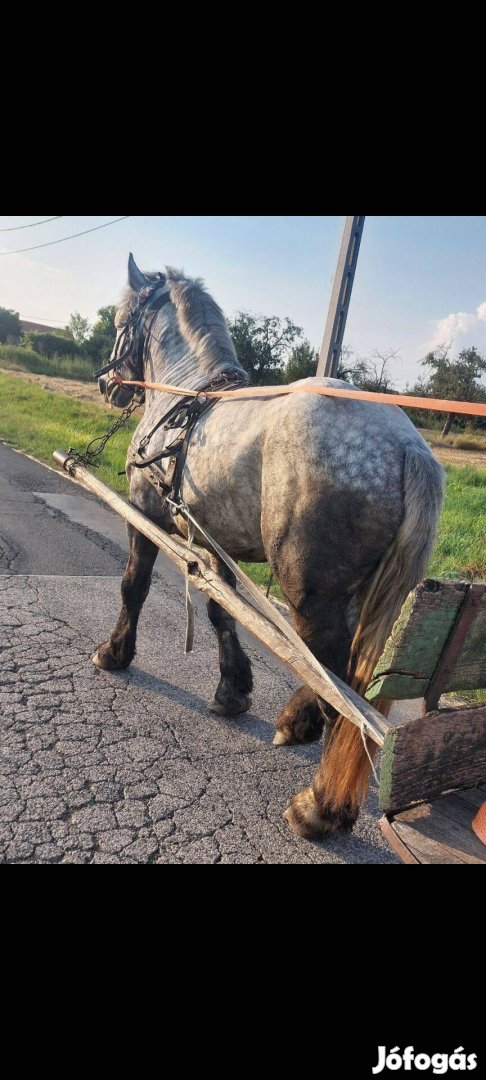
top-left (316, 440), bottom-right (444, 814)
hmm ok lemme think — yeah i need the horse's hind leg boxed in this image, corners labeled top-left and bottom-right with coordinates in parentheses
top-left (92, 525), bottom-right (158, 670)
top-left (273, 600), bottom-right (351, 746)
top-left (274, 597), bottom-right (370, 836)
top-left (283, 720), bottom-right (376, 838)
top-left (206, 556), bottom-right (253, 716)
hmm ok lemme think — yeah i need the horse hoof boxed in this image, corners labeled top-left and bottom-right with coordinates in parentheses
top-left (274, 692), bottom-right (324, 746)
top-left (273, 729), bottom-right (292, 746)
top-left (92, 646), bottom-right (127, 671)
top-left (283, 787), bottom-right (358, 840)
top-left (283, 787), bottom-right (332, 839)
top-left (209, 695), bottom-right (251, 717)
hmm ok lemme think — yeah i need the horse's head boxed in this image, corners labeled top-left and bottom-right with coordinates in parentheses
top-left (96, 253), bottom-right (168, 407)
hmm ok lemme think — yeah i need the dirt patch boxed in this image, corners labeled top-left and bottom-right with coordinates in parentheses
top-left (431, 446), bottom-right (486, 469)
top-left (0, 367), bottom-right (115, 408)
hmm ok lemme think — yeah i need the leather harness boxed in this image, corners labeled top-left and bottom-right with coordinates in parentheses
top-left (95, 279), bottom-right (248, 504)
top-left (126, 370), bottom-right (245, 502)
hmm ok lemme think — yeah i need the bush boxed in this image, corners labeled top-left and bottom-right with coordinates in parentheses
top-left (22, 332), bottom-right (86, 358)
top-left (453, 435), bottom-right (486, 451)
top-left (0, 345), bottom-right (95, 382)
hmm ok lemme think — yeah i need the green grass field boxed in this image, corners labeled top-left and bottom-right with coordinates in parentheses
top-left (0, 373), bottom-right (140, 493)
top-left (0, 344), bottom-right (95, 382)
top-left (1, 372), bottom-right (485, 597)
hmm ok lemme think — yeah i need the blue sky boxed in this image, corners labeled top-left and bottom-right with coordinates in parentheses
top-left (1, 215), bottom-right (486, 388)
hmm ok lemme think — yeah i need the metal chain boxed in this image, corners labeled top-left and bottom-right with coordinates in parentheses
top-left (65, 371), bottom-right (247, 476)
top-left (66, 399), bottom-right (143, 472)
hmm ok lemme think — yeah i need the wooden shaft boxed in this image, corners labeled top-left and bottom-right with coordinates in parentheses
top-left (53, 450), bottom-right (390, 746)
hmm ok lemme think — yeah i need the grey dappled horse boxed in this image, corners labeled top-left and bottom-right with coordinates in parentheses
top-left (94, 254), bottom-right (444, 839)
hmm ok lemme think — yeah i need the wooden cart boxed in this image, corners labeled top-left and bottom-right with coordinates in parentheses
top-left (367, 579), bottom-right (486, 864)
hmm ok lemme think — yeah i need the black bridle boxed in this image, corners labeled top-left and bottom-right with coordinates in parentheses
top-left (93, 275), bottom-right (172, 381)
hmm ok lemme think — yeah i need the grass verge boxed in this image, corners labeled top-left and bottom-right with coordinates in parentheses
top-left (0, 344), bottom-right (95, 382)
top-left (0, 373), bottom-right (139, 493)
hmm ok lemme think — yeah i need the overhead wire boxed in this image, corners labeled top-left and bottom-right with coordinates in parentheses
top-left (0, 216), bottom-right (131, 255)
top-left (0, 216), bottom-right (62, 232)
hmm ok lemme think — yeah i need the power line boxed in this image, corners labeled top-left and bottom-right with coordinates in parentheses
top-left (0, 216), bottom-right (62, 232)
top-left (0, 216), bottom-right (131, 255)
top-left (21, 315), bottom-right (66, 326)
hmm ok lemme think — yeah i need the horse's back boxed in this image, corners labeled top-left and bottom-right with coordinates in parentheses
top-left (179, 376), bottom-right (438, 570)
top-left (262, 376), bottom-right (432, 498)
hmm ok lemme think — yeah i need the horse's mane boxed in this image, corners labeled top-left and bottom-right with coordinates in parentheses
top-left (123, 267), bottom-right (247, 381)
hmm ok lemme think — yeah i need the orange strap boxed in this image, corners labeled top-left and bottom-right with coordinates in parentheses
top-left (114, 377), bottom-right (486, 417)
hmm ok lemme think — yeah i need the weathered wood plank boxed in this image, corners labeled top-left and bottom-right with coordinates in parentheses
top-left (445, 589), bottom-right (486, 691)
top-left (392, 822), bottom-right (470, 864)
top-left (367, 580), bottom-right (467, 701)
top-left (53, 451), bottom-right (390, 746)
top-left (392, 819), bottom-right (467, 863)
top-left (379, 703), bottom-right (486, 814)
top-left (392, 801), bottom-right (486, 864)
top-left (431, 791), bottom-right (483, 830)
top-left (455, 786), bottom-right (486, 809)
top-left (378, 816), bottom-right (420, 864)
top-left (425, 584), bottom-right (486, 709)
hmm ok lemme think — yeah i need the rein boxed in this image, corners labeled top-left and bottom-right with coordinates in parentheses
top-left (112, 377), bottom-right (486, 419)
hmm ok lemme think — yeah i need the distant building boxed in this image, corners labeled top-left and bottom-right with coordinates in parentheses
top-left (19, 320), bottom-right (61, 335)
top-left (4, 319), bottom-right (64, 346)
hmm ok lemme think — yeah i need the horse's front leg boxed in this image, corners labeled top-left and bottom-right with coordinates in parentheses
top-left (206, 556), bottom-right (253, 716)
top-left (92, 524), bottom-right (158, 670)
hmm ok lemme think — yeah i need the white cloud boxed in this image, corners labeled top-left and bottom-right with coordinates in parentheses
top-left (426, 300), bottom-right (486, 355)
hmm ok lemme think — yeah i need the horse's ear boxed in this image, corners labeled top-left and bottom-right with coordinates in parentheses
top-left (128, 253), bottom-right (150, 292)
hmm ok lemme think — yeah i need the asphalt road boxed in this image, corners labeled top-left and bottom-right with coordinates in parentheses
top-left (0, 441), bottom-right (399, 864)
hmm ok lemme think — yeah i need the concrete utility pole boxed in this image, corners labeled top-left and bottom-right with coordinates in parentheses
top-left (317, 215), bottom-right (365, 377)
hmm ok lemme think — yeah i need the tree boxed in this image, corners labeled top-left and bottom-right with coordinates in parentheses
top-left (228, 312), bottom-right (303, 384)
top-left (284, 340), bottom-right (318, 383)
top-left (66, 311), bottom-right (91, 344)
top-left (0, 307), bottom-right (20, 344)
top-left (337, 348), bottom-right (399, 392)
top-left (419, 344), bottom-right (486, 435)
top-left (93, 305), bottom-right (117, 335)
top-left (85, 305), bottom-right (117, 364)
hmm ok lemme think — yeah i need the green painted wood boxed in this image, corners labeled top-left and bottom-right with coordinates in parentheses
top-left (366, 580), bottom-right (468, 701)
top-left (444, 588), bottom-right (486, 691)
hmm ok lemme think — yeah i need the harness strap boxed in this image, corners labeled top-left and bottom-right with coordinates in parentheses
top-left (128, 439), bottom-right (184, 469)
top-left (129, 372), bottom-right (249, 503)
top-left (93, 289), bottom-right (172, 380)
